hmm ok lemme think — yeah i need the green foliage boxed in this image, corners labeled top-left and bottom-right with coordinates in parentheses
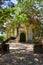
top-left (0, 6), bottom-right (15, 25)
top-left (0, 0), bottom-right (43, 29)
top-left (0, 0), bottom-right (43, 38)
top-left (10, 13), bottom-right (28, 28)
top-left (0, 34), bottom-right (6, 42)
top-left (19, 13), bottom-right (28, 23)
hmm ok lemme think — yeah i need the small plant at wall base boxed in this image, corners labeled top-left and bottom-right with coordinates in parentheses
top-left (0, 35), bottom-right (6, 43)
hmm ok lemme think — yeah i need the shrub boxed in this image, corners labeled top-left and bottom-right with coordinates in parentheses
top-left (0, 34), bottom-right (6, 42)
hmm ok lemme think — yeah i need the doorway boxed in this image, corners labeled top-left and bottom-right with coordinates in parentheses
top-left (19, 32), bottom-right (26, 42)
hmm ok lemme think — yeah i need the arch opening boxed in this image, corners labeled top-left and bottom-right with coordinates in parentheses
top-left (19, 32), bottom-right (26, 42)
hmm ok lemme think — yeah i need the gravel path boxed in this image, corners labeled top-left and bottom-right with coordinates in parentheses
top-left (0, 43), bottom-right (43, 65)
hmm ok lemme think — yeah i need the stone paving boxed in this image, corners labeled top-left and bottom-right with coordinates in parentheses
top-left (9, 43), bottom-right (34, 51)
top-left (0, 43), bottom-right (43, 65)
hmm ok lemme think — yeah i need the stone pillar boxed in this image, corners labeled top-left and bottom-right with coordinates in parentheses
top-left (26, 23), bottom-right (30, 43)
top-left (26, 27), bottom-right (29, 43)
top-left (14, 28), bottom-right (18, 43)
top-left (14, 28), bottom-right (17, 37)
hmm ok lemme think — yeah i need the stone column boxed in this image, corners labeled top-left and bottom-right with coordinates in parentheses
top-left (14, 28), bottom-right (17, 37)
top-left (26, 27), bottom-right (29, 43)
top-left (14, 28), bottom-right (19, 43)
top-left (26, 23), bottom-right (30, 43)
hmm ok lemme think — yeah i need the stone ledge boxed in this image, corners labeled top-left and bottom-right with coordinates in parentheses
top-left (34, 44), bottom-right (43, 53)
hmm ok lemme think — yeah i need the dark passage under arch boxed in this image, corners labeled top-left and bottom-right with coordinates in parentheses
top-left (19, 33), bottom-right (26, 42)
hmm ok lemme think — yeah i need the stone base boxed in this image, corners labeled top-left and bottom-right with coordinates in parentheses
top-left (2, 44), bottom-right (9, 53)
top-left (34, 44), bottom-right (43, 53)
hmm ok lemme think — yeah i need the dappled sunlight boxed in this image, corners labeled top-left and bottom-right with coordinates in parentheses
top-left (0, 43), bottom-right (43, 65)
top-left (33, 54), bottom-right (40, 57)
top-left (0, 49), bottom-right (43, 65)
top-left (34, 58), bottom-right (39, 62)
top-left (0, 0), bottom-right (43, 64)
top-left (28, 61), bottom-right (33, 64)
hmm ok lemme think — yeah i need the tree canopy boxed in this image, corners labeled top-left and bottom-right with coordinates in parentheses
top-left (0, 0), bottom-right (43, 28)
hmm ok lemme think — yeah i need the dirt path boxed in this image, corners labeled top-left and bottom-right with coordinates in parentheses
top-left (0, 43), bottom-right (43, 65)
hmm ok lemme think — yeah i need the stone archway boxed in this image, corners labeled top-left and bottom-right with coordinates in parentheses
top-left (19, 32), bottom-right (26, 42)
top-left (28, 24), bottom-right (34, 42)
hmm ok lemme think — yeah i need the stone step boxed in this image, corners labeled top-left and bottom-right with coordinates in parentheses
top-left (9, 43), bottom-right (34, 51)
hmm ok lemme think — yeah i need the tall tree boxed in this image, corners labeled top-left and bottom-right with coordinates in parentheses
top-left (0, 0), bottom-right (43, 37)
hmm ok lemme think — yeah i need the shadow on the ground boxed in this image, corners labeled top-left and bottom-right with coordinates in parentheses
top-left (0, 50), bottom-right (43, 65)
top-left (34, 44), bottom-right (43, 53)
